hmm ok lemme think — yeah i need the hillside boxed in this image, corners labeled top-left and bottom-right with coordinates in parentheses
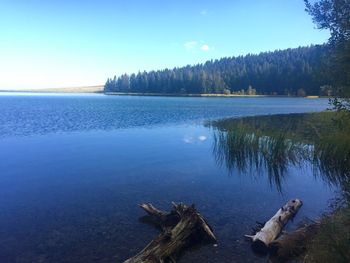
top-left (1, 85), bottom-right (104, 93)
top-left (105, 45), bottom-right (331, 96)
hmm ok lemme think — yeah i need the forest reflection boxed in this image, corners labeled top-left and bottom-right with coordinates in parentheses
top-left (208, 112), bottom-right (350, 193)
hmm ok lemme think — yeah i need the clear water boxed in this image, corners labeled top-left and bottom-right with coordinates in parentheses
top-left (0, 93), bottom-right (336, 262)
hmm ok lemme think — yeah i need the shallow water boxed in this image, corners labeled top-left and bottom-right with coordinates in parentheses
top-left (0, 93), bottom-right (336, 262)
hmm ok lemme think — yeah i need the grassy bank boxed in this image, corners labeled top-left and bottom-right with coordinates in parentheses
top-left (303, 206), bottom-right (350, 263)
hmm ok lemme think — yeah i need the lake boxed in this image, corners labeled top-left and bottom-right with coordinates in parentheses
top-left (0, 93), bottom-right (336, 262)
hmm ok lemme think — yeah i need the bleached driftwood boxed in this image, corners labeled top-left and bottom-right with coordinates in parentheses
top-left (124, 202), bottom-right (216, 263)
top-left (245, 199), bottom-right (303, 253)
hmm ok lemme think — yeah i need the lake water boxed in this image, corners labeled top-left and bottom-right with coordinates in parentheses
top-left (0, 93), bottom-right (336, 262)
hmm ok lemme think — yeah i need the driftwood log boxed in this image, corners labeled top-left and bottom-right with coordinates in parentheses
top-left (245, 199), bottom-right (303, 254)
top-left (124, 202), bottom-right (217, 263)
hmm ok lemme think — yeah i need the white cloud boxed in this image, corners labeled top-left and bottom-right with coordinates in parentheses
top-left (184, 41), bottom-right (198, 50)
top-left (200, 10), bottom-right (207, 16)
top-left (198, 135), bottom-right (207, 141)
top-left (184, 41), bottom-right (210, 52)
top-left (200, 44), bottom-right (210, 51)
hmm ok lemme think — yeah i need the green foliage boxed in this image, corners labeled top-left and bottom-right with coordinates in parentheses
top-left (305, 0), bottom-right (350, 98)
top-left (105, 45), bottom-right (331, 95)
top-left (329, 97), bottom-right (350, 112)
top-left (304, 0), bottom-right (350, 44)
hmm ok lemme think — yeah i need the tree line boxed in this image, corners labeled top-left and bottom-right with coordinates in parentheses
top-left (104, 45), bottom-right (335, 96)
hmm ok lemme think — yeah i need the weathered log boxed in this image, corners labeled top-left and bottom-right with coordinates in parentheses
top-left (245, 199), bottom-right (303, 254)
top-left (138, 203), bottom-right (182, 231)
top-left (124, 202), bottom-right (216, 263)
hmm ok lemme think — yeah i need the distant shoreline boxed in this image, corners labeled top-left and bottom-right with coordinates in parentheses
top-left (0, 85), bottom-right (104, 94)
top-left (105, 92), bottom-right (323, 99)
top-left (0, 89), bottom-right (324, 99)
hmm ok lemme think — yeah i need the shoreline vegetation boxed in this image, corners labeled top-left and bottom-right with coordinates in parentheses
top-left (209, 111), bottom-right (350, 262)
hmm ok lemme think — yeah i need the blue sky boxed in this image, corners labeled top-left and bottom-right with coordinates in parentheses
top-left (0, 0), bottom-right (329, 89)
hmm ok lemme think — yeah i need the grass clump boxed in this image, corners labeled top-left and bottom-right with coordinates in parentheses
top-left (303, 207), bottom-right (350, 263)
